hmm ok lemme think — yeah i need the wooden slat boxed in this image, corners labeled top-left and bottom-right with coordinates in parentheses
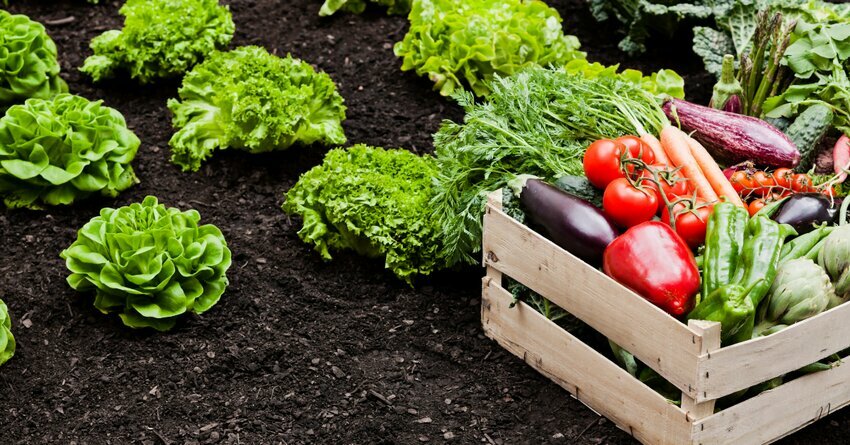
top-left (482, 201), bottom-right (703, 398)
top-left (681, 320), bottom-right (721, 419)
top-left (697, 300), bottom-right (850, 401)
top-left (482, 280), bottom-right (693, 445)
top-left (693, 355), bottom-right (850, 445)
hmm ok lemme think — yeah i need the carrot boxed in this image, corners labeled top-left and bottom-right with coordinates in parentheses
top-left (640, 133), bottom-right (669, 165)
top-left (685, 135), bottom-right (745, 208)
top-left (659, 126), bottom-right (719, 202)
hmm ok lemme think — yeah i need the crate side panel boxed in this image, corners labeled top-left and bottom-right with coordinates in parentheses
top-left (699, 301), bottom-right (850, 400)
top-left (482, 281), bottom-right (693, 445)
top-left (482, 204), bottom-right (701, 398)
top-left (694, 356), bottom-right (850, 445)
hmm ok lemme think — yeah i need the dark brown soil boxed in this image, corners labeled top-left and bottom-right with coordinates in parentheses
top-left (1, 1), bottom-right (846, 444)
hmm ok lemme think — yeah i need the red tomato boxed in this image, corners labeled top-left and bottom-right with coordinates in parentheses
top-left (615, 135), bottom-right (655, 165)
top-left (661, 200), bottom-right (713, 249)
top-left (821, 184), bottom-right (837, 198)
top-left (603, 178), bottom-right (659, 228)
top-left (730, 171), bottom-right (754, 194)
top-left (752, 171), bottom-right (775, 196)
top-left (583, 139), bottom-right (628, 189)
top-left (773, 168), bottom-right (793, 189)
top-left (748, 199), bottom-right (766, 216)
top-left (790, 173), bottom-right (813, 192)
top-left (639, 164), bottom-right (689, 212)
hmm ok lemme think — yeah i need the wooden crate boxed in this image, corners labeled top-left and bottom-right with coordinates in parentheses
top-left (481, 189), bottom-right (850, 445)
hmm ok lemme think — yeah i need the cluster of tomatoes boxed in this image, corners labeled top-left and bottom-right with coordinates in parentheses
top-left (582, 136), bottom-right (709, 248)
top-left (729, 168), bottom-right (834, 216)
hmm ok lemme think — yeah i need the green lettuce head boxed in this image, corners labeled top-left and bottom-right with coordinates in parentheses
top-left (61, 197), bottom-right (232, 331)
top-left (80, 0), bottom-right (234, 83)
top-left (283, 145), bottom-right (445, 283)
top-left (0, 10), bottom-right (68, 110)
top-left (0, 298), bottom-right (14, 367)
top-left (319, 0), bottom-right (411, 16)
top-left (167, 46), bottom-right (347, 172)
top-left (393, 0), bottom-right (584, 96)
top-left (0, 94), bottom-right (140, 209)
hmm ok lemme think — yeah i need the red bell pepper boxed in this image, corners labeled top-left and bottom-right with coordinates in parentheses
top-left (602, 221), bottom-right (700, 316)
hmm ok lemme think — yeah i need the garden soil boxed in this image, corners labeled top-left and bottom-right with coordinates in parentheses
top-left (1, 1), bottom-right (847, 444)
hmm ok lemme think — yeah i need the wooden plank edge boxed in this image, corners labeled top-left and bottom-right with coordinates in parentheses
top-left (697, 300), bottom-right (850, 401)
top-left (693, 354), bottom-right (850, 445)
top-left (481, 279), bottom-right (693, 445)
top-left (482, 202), bottom-right (704, 399)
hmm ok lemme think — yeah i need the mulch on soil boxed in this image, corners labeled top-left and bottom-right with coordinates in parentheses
top-left (2, 0), bottom-right (848, 444)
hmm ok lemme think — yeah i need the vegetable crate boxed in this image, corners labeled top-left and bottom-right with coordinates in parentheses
top-left (481, 190), bottom-right (850, 445)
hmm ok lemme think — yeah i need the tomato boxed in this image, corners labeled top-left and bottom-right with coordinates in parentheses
top-left (583, 139), bottom-right (628, 189)
top-left (773, 168), bottom-right (793, 189)
top-left (638, 164), bottom-right (689, 212)
top-left (790, 173), bottom-right (813, 193)
top-left (730, 171), bottom-right (755, 194)
top-left (603, 178), bottom-right (659, 228)
top-left (748, 199), bottom-right (766, 216)
top-left (752, 171), bottom-right (775, 196)
top-left (661, 199), bottom-right (712, 249)
top-left (821, 184), bottom-right (837, 198)
top-left (615, 135), bottom-right (655, 165)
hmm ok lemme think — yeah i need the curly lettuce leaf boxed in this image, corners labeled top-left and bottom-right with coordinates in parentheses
top-left (0, 299), bottom-right (14, 366)
top-left (0, 94), bottom-right (140, 209)
top-left (167, 46), bottom-right (347, 172)
top-left (61, 196), bottom-right (232, 331)
top-left (393, 0), bottom-right (584, 97)
top-left (80, 0), bottom-right (234, 83)
top-left (563, 59), bottom-right (685, 99)
top-left (0, 11), bottom-right (68, 110)
top-left (283, 145), bottom-right (445, 283)
top-left (319, 0), bottom-right (411, 16)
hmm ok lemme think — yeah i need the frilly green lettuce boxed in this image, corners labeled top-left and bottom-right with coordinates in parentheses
top-left (393, 0), bottom-right (584, 97)
top-left (563, 59), bottom-right (686, 99)
top-left (319, 0), bottom-right (411, 16)
top-left (80, 0), bottom-right (234, 83)
top-left (282, 145), bottom-right (445, 283)
top-left (0, 298), bottom-right (14, 367)
top-left (0, 94), bottom-right (140, 209)
top-left (60, 196), bottom-right (232, 331)
top-left (0, 10), bottom-right (68, 110)
top-left (167, 46), bottom-right (347, 172)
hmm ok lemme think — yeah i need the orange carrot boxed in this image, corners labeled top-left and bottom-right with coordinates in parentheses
top-left (685, 135), bottom-right (745, 207)
top-left (640, 133), bottom-right (669, 165)
top-left (659, 126), bottom-right (719, 202)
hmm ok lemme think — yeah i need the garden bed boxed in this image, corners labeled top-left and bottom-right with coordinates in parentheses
top-left (2, 0), bottom-right (847, 444)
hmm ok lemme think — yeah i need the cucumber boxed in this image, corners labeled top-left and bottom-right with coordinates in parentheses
top-left (784, 104), bottom-right (833, 172)
top-left (764, 116), bottom-right (792, 132)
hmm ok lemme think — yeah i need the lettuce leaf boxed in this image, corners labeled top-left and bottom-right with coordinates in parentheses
top-left (0, 299), bottom-right (14, 367)
top-left (393, 0), bottom-right (584, 97)
top-left (319, 0), bottom-right (411, 16)
top-left (282, 145), bottom-right (446, 283)
top-left (80, 0), bottom-right (234, 83)
top-left (0, 11), bottom-right (68, 110)
top-left (167, 46), bottom-right (347, 172)
top-left (563, 59), bottom-right (686, 99)
top-left (0, 94), bottom-right (140, 209)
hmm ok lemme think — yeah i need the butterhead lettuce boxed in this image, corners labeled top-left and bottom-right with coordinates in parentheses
top-left (0, 299), bottom-right (14, 367)
top-left (319, 0), bottom-right (411, 16)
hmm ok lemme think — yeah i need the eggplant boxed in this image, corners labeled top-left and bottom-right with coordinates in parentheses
top-left (662, 98), bottom-right (800, 168)
top-left (773, 193), bottom-right (833, 234)
top-left (510, 176), bottom-right (619, 265)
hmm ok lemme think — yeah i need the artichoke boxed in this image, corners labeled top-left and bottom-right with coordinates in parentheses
top-left (0, 11), bottom-right (68, 110)
top-left (0, 94), bottom-right (140, 209)
top-left (818, 225), bottom-right (850, 299)
top-left (60, 196), bottom-right (232, 331)
top-left (755, 258), bottom-right (834, 336)
top-left (0, 298), bottom-right (14, 366)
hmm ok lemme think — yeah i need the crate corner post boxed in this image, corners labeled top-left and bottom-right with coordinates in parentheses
top-left (682, 319), bottom-right (721, 426)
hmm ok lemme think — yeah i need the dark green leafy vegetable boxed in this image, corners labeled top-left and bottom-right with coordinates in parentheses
top-left (393, 0), bottom-right (584, 96)
top-left (61, 197), bottom-right (232, 331)
top-left (0, 10), bottom-right (68, 110)
top-left (283, 145), bottom-right (446, 283)
top-left (431, 67), bottom-right (669, 266)
top-left (80, 0), bottom-right (234, 83)
top-left (0, 298), bottom-right (14, 366)
top-left (167, 46), bottom-right (347, 172)
top-left (0, 94), bottom-right (140, 209)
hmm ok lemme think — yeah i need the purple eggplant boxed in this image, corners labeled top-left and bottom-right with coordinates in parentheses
top-left (773, 193), bottom-right (832, 234)
top-left (662, 98), bottom-right (800, 168)
top-left (510, 176), bottom-right (619, 265)
top-left (709, 55), bottom-right (743, 114)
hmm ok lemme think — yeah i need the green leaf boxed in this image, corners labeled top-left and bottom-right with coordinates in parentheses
top-left (693, 26), bottom-right (736, 77)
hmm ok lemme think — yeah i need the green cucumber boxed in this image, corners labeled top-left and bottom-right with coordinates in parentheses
top-left (784, 104), bottom-right (833, 172)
